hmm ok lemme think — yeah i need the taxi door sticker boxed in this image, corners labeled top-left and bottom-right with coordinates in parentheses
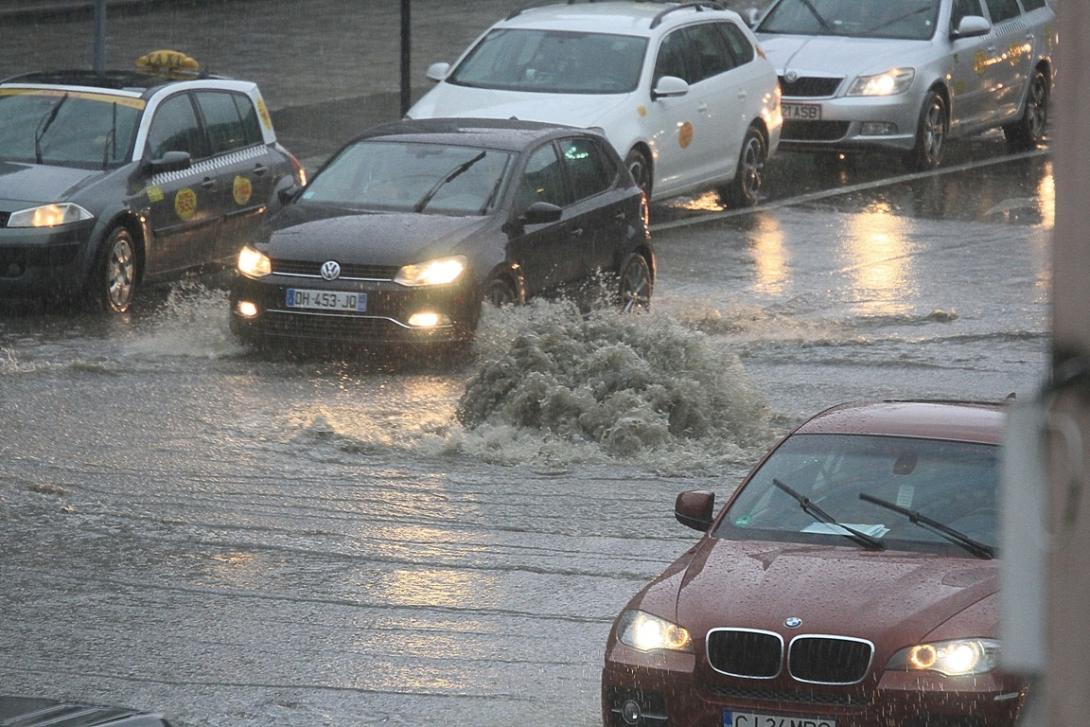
top-left (146, 185), bottom-right (165, 203)
top-left (233, 175), bottom-right (253, 206)
top-left (678, 121), bottom-right (694, 149)
top-left (174, 187), bottom-right (197, 221)
top-left (256, 98), bottom-right (273, 130)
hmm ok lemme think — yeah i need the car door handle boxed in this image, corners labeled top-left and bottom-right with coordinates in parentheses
top-left (697, 102), bottom-right (709, 113)
top-left (253, 164), bottom-right (268, 176)
top-left (1025, 33), bottom-right (1035, 41)
top-left (570, 227), bottom-right (584, 238)
top-left (737, 91), bottom-right (748, 100)
top-left (986, 45), bottom-right (997, 53)
top-left (613, 211), bottom-right (627, 222)
top-left (200, 177), bottom-right (217, 190)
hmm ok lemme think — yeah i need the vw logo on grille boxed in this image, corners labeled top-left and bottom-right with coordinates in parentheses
top-left (320, 260), bottom-right (341, 281)
top-left (784, 70), bottom-right (800, 83)
top-left (784, 616), bottom-right (803, 629)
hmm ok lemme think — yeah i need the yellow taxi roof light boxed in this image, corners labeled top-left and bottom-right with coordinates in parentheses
top-left (135, 50), bottom-right (201, 77)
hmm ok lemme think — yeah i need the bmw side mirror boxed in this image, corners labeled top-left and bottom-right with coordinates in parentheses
top-left (144, 150), bottom-right (191, 175)
top-left (521, 201), bottom-right (563, 225)
top-left (426, 62), bottom-right (451, 82)
top-left (675, 490), bottom-right (715, 532)
top-left (651, 75), bottom-right (689, 101)
top-left (952, 15), bottom-right (991, 39)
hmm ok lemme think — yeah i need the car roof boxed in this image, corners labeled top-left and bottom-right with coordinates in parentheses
top-left (351, 117), bottom-right (590, 152)
top-left (0, 69), bottom-right (229, 98)
top-left (795, 400), bottom-right (1007, 445)
top-left (501, 1), bottom-right (737, 35)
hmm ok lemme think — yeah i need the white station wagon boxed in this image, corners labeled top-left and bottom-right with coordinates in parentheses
top-left (755, 0), bottom-right (1057, 169)
top-left (408, 1), bottom-right (782, 207)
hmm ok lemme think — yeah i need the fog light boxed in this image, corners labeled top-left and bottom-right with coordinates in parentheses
top-left (236, 300), bottom-right (259, 319)
top-left (407, 311), bottom-right (449, 328)
top-left (620, 699), bottom-right (642, 726)
top-left (861, 122), bottom-right (898, 136)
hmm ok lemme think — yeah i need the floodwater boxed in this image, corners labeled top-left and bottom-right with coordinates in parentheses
top-left (0, 151), bottom-right (1052, 725)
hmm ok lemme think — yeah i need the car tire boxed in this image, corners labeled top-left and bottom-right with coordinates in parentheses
top-left (89, 226), bottom-right (138, 313)
top-left (718, 126), bottom-right (765, 208)
top-left (485, 276), bottom-right (518, 307)
top-left (1003, 69), bottom-right (1049, 150)
top-left (904, 90), bottom-right (947, 171)
top-left (617, 253), bottom-right (652, 313)
top-left (624, 148), bottom-right (652, 201)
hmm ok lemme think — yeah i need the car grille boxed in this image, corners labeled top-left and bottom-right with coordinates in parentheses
top-left (789, 636), bottom-right (873, 684)
top-left (782, 121), bottom-right (851, 141)
top-left (707, 629), bottom-right (783, 678)
top-left (779, 75), bottom-right (842, 97)
top-left (258, 310), bottom-right (404, 340)
top-left (271, 258), bottom-right (399, 280)
top-left (707, 684), bottom-right (870, 708)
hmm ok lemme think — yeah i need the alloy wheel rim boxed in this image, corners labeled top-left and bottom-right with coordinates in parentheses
top-left (621, 261), bottom-right (650, 313)
top-left (1028, 77), bottom-right (1047, 138)
top-left (741, 137), bottom-right (764, 200)
top-left (925, 101), bottom-right (945, 163)
top-left (628, 157), bottom-right (648, 195)
top-left (107, 237), bottom-right (134, 309)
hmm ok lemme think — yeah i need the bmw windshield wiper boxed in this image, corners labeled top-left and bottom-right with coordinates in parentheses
top-left (772, 478), bottom-right (885, 550)
top-left (413, 150), bottom-right (487, 213)
top-left (34, 92), bottom-right (69, 164)
top-left (859, 492), bottom-right (995, 559)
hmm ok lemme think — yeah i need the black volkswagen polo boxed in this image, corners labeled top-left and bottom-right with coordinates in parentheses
top-left (230, 118), bottom-right (653, 348)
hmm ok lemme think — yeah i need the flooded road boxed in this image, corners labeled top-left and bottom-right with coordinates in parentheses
top-left (0, 152), bottom-right (1052, 725)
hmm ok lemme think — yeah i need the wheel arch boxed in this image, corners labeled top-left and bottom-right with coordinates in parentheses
top-left (93, 209), bottom-right (147, 284)
top-left (482, 261), bottom-right (526, 305)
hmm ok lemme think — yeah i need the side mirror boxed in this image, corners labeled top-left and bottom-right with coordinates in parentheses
top-left (745, 7), bottom-right (760, 28)
top-left (144, 150), bottom-right (191, 175)
top-left (675, 490), bottom-right (715, 532)
top-left (651, 75), bottom-right (689, 101)
top-left (521, 201), bottom-right (563, 225)
top-left (278, 184), bottom-right (300, 207)
top-left (952, 15), bottom-right (991, 39)
top-left (426, 62), bottom-right (451, 82)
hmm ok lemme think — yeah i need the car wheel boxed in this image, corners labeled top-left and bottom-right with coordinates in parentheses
top-left (1003, 69), bottom-right (1049, 150)
top-left (624, 148), bottom-right (652, 201)
top-left (90, 226), bottom-right (137, 313)
top-left (904, 90), bottom-right (947, 171)
top-left (617, 253), bottom-right (652, 313)
top-left (485, 276), bottom-right (518, 307)
top-left (718, 126), bottom-right (765, 208)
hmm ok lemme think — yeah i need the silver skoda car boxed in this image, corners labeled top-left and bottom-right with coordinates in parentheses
top-left (755, 0), bottom-right (1057, 169)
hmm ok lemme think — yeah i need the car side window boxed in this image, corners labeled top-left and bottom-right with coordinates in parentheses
top-left (1019, 0), bottom-right (1045, 10)
top-left (516, 143), bottom-right (567, 211)
top-left (653, 29), bottom-right (690, 85)
top-left (145, 93), bottom-right (205, 160)
top-left (195, 91), bottom-right (258, 155)
top-left (951, 0), bottom-right (986, 29)
top-left (559, 138), bottom-right (613, 202)
top-left (681, 23), bottom-right (736, 83)
top-left (983, 0), bottom-right (1021, 22)
top-left (719, 22), bottom-right (755, 65)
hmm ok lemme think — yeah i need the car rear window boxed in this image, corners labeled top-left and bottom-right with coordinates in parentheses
top-left (196, 91), bottom-right (262, 155)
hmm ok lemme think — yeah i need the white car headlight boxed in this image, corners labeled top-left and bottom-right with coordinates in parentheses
top-left (394, 255), bottom-right (466, 287)
top-left (7, 203), bottom-right (93, 228)
top-left (847, 67), bottom-right (916, 96)
top-left (887, 638), bottom-right (1000, 676)
top-left (616, 609), bottom-right (693, 653)
top-left (237, 245), bottom-right (272, 279)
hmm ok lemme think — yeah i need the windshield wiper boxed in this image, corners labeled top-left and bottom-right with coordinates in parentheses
top-left (859, 492), bottom-right (995, 559)
top-left (797, 0), bottom-right (834, 33)
top-left (859, 4), bottom-right (932, 35)
top-left (413, 150), bottom-right (487, 213)
top-left (101, 101), bottom-right (118, 170)
top-left (772, 478), bottom-right (885, 550)
top-left (34, 92), bottom-right (69, 164)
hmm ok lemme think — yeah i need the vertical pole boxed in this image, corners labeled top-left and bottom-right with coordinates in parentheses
top-left (1048, 0), bottom-right (1090, 722)
top-left (93, 0), bottom-right (107, 74)
top-left (400, 0), bottom-right (411, 116)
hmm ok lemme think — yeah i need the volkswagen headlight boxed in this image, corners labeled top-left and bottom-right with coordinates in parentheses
top-left (394, 255), bottom-right (466, 287)
top-left (7, 203), bottom-right (93, 228)
top-left (887, 638), bottom-right (1000, 676)
top-left (847, 68), bottom-right (915, 96)
top-left (616, 610), bottom-right (693, 653)
top-left (237, 245), bottom-right (272, 279)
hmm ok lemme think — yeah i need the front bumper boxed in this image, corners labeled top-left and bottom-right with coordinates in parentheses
top-left (601, 645), bottom-right (1025, 727)
top-left (0, 221), bottom-right (94, 298)
top-left (229, 271), bottom-right (479, 347)
top-left (778, 92), bottom-right (921, 153)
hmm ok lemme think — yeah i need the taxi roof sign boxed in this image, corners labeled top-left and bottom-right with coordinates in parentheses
top-left (134, 50), bottom-right (201, 77)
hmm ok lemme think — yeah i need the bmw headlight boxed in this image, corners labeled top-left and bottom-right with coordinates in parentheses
top-left (847, 67), bottom-right (915, 96)
top-left (394, 255), bottom-right (466, 287)
top-left (7, 203), bottom-right (93, 228)
top-left (237, 245), bottom-right (272, 279)
top-left (887, 638), bottom-right (1000, 676)
top-left (616, 610), bottom-right (693, 653)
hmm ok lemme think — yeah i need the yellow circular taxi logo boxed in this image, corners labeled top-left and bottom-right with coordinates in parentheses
top-left (678, 121), bottom-right (695, 149)
top-left (174, 187), bottom-right (197, 221)
top-left (233, 175), bottom-right (253, 206)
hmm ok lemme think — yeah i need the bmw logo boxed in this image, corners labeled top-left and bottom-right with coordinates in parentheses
top-left (320, 260), bottom-right (341, 281)
top-left (784, 70), bottom-right (799, 84)
top-left (784, 616), bottom-right (803, 629)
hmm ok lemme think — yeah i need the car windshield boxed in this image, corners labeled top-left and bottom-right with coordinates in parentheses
top-left (448, 29), bottom-right (648, 94)
top-left (299, 140), bottom-right (513, 215)
top-left (0, 89), bottom-right (142, 168)
top-left (716, 434), bottom-right (998, 554)
top-left (758, 0), bottom-right (941, 40)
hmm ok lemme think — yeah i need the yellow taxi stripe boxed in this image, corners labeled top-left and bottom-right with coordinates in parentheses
top-left (0, 88), bottom-right (146, 110)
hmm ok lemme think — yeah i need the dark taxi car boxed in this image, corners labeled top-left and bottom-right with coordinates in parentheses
top-left (230, 118), bottom-right (653, 348)
top-left (0, 56), bottom-right (302, 312)
top-left (603, 401), bottom-right (1023, 727)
